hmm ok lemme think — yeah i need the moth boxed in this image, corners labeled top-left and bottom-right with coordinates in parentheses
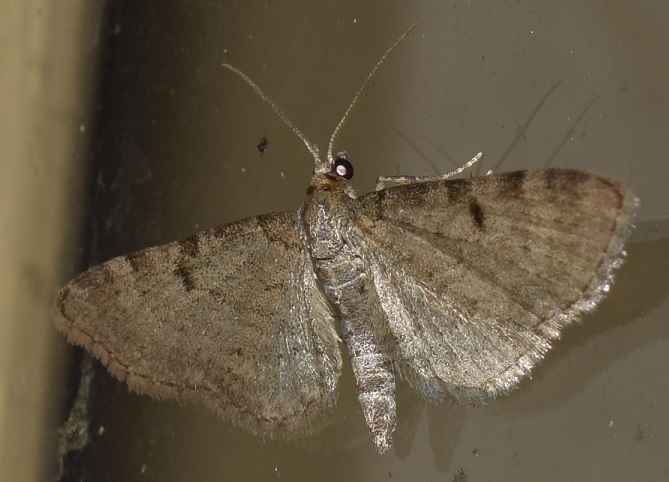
top-left (54, 27), bottom-right (638, 453)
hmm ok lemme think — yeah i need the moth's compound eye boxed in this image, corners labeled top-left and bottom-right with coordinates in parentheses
top-left (333, 157), bottom-right (354, 180)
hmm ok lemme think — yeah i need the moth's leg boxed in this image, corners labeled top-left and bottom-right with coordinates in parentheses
top-left (375, 152), bottom-right (484, 190)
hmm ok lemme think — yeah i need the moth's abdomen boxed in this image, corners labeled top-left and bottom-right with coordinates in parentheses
top-left (348, 350), bottom-right (396, 452)
top-left (314, 248), bottom-right (397, 453)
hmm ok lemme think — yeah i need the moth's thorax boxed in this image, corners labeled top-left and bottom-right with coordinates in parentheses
top-left (300, 173), bottom-right (367, 313)
top-left (301, 174), bottom-right (357, 261)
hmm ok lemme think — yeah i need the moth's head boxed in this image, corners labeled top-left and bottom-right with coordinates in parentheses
top-left (307, 152), bottom-right (356, 196)
top-left (329, 154), bottom-right (354, 181)
top-left (317, 152), bottom-right (354, 181)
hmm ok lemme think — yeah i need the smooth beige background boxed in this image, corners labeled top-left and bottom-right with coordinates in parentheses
top-left (0, 1), bottom-right (101, 480)
top-left (1, 1), bottom-right (667, 481)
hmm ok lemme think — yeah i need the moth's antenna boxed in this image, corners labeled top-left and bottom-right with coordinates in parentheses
top-left (326, 24), bottom-right (417, 169)
top-left (222, 63), bottom-right (322, 167)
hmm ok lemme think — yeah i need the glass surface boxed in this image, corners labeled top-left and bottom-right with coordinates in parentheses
top-left (2, 1), bottom-right (667, 481)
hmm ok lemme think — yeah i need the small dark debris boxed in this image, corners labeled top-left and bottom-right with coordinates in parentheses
top-left (257, 136), bottom-right (269, 155)
top-left (453, 468), bottom-right (467, 482)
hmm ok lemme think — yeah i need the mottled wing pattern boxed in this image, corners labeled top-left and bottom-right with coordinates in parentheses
top-left (355, 169), bottom-right (637, 402)
top-left (54, 212), bottom-right (341, 436)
